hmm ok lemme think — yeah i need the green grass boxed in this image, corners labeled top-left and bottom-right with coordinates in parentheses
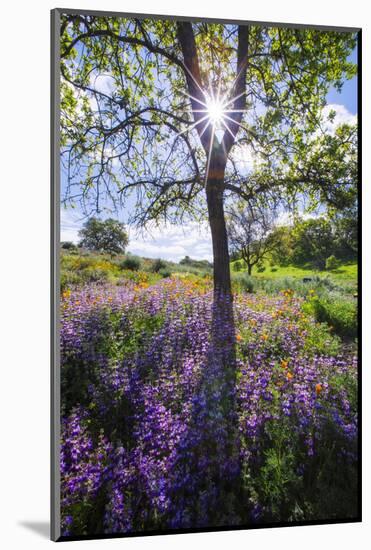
top-left (231, 259), bottom-right (357, 285)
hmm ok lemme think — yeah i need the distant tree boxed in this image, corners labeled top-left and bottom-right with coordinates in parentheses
top-left (291, 217), bottom-right (333, 269)
top-left (61, 241), bottom-right (77, 250)
top-left (332, 207), bottom-right (358, 260)
top-left (179, 256), bottom-right (192, 265)
top-left (179, 256), bottom-right (213, 270)
top-left (227, 205), bottom-right (279, 275)
top-left (269, 225), bottom-right (295, 266)
top-left (151, 258), bottom-right (167, 273)
top-left (121, 255), bottom-right (141, 271)
top-left (78, 218), bottom-right (129, 256)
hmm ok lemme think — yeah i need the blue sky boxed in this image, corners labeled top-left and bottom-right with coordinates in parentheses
top-left (61, 44), bottom-right (358, 262)
top-left (327, 47), bottom-right (357, 113)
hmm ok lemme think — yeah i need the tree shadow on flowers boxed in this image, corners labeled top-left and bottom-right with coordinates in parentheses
top-left (165, 292), bottom-right (242, 530)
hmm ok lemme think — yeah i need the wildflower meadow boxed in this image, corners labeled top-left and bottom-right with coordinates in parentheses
top-left (60, 275), bottom-right (358, 536)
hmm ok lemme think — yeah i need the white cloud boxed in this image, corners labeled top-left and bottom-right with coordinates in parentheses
top-left (231, 143), bottom-right (262, 173)
top-left (89, 73), bottom-right (116, 96)
top-left (275, 210), bottom-right (319, 227)
top-left (321, 103), bottom-right (357, 135)
top-left (128, 221), bottom-right (212, 262)
top-left (60, 208), bottom-right (83, 243)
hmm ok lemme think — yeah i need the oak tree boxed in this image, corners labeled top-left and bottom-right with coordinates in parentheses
top-left (227, 204), bottom-right (278, 275)
top-left (60, 14), bottom-right (357, 298)
top-left (78, 217), bottom-right (129, 255)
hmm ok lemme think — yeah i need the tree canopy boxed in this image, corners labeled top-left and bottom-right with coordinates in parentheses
top-left (60, 13), bottom-right (358, 294)
top-left (227, 203), bottom-right (278, 275)
top-left (61, 16), bottom-right (357, 215)
top-left (78, 217), bottom-right (129, 255)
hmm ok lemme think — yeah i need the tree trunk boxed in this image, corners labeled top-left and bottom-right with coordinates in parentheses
top-left (247, 263), bottom-right (252, 276)
top-left (206, 173), bottom-right (231, 299)
top-left (206, 154), bottom-right (236, 360)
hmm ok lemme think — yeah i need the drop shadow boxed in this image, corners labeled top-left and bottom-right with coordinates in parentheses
top-left (18, 521), bottom-right (50, 539)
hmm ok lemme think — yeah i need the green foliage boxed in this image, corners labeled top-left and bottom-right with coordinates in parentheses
top-left (61, 270), bottom-right (82, 292)
top-left (253, 275), bottom-right (339, 298)
top-left (326, 255), bottom-right (340, 270)
top-left (246, 406), bottom-right (358, 522)
top-left (256, 421), bottom-right (303, 520)
top-left (120, 255), bottom-right (141, 271)
top-left (81, 267), bottom-right (110, 284)
top-left (233, 261), bottom-right (243, 272)
top-left (269, 216), bottom-right (358, 270)
top-left (151, 258), bottom-right (167, 273)
top-left (332, 207), bottom-right (358, 260)
top-left (227, 203), bottom-right (279, 275)
top-left (179, 256), bottom-right (213, 270)
top-left (78, 217), bottom-right (129, 256)
top-left (269, 226), bottom-right (295, 267)
top-left (235, 257), bottom-right (357, 292)
top-left (232, 272), bottom-right (255, 293)
top-left (159, 268), bottom-right (172, 278)
top-left (61, 251), bottom-right (121, 290)
top-left (301, 316), bottom-right (342, 357)
top-left (291, 218), bottom-right (334, 269)
top-left (304, 295), bottom-right (357, 339)
top-left (61, 241), bottom-right (78, 251)
top-left (60, 14), bottom-right (357, 245)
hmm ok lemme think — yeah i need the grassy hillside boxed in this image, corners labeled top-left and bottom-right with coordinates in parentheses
top-left (60, 249), bottom-right (212, 292)
top-left (231, 259), bottom-right (357, 285)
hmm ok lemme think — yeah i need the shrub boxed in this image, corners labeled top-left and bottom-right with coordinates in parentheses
top-left (271, 267), bottom-right (278, 272)
top-left (233, 261), bottom-right (243, 272)
top-left (305, 296), bottom-right (357, 339)
top-left (179, 256), bottom-right (213, 270)
top-left (60, 271), bottom-right (82, 292)
top-left (257, 264), bottom-right (266, 273)
top-left (159, 268), bottom-right (172, 278)
top-left (255, 276), bottom-right (345, 299)
top-left (151, 258), bottom-right (167, 273)
top-left (61, 241), bottom-right (78, 251)
top-left (233, 272), bottom-right (255, 293)
top-left (326, 255), bottom-right (340, 271)
top-left (121, 255), bottom-right (141, 271)
top-left (81, 267), bottom-right (110, 284)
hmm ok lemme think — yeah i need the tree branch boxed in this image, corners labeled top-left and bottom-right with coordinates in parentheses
top-left (176, 22), bottom-right (213, 153)
top-left (222, 25), bottom-right (249, 154)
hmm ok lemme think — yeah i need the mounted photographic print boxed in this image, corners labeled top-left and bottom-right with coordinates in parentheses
top-left (51, 8), bottom-right (361, 541)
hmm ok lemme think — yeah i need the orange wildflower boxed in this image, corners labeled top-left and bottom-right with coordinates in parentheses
top-left (281, 359), bottom-right (288, 369)
top-left (261, 333), bottom-right (268, 341)
top-left (315, 383), bottom-right (323, 395)
top-left (286, 372), bottom-right (293, 381)
top-left (236, 334), bottom-right (243, 342)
